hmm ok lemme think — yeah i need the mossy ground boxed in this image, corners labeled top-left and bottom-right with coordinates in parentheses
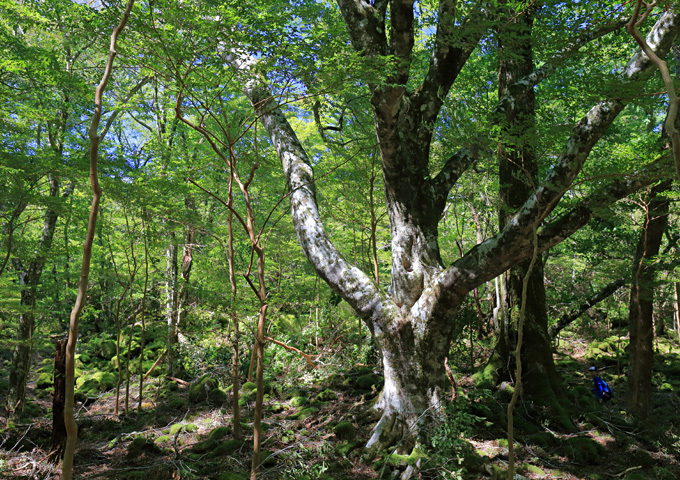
top-left (0, 327), bottom-right (679, 479)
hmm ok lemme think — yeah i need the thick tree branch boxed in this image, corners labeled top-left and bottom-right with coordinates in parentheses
top-left (230, 53), bottom-right (389, 323)
top-left (430, 146), bottom-right (482, 201)
top-left (335, 0), bottom-right (387, 57)
top-left (425, 151), bottom-right (674, 322)
top-left (412, 1), bottom-right (491, 133)
top-left (627, 2), bottom-right (680, 182)
top-left (549, 279), bottom-right (626, 338)
top-left (388, 0), bottom-right (415, 84)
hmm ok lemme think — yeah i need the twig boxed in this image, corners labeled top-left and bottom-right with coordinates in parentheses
top-left (264, 336), bottom-right (319, 368)
top-left (143, 349), bottom-right (167, 381)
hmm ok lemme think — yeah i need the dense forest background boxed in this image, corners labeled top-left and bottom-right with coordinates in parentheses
top-left (2, 1), bottom-right (680, 479)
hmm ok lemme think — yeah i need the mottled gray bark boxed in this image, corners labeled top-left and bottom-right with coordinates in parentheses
top-left (228, 4), bottom-right (680, 464)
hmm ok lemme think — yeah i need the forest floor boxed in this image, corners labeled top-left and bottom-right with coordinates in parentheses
top-left (1, 325), bottom-right (680, 480)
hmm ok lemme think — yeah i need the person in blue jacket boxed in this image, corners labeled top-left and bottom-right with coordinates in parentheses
top-left (589, 366), bottom-right (613, 403)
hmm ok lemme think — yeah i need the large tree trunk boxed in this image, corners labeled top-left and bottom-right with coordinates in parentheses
top-left (492, 4), bottom-right (573, 429)
top-left (627, 183), bottom-right (671, 419)
top-left (230, 5), bottom-right (680, 471)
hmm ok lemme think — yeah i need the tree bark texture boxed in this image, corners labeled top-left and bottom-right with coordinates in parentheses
top-left (62, 2), bottom-right (134, 477)
top-left (627, 183), bottom-right (671, 419)
top-left (165, 233), bottom-right (180, 377)
top-left (231, 4), bottom-right (680, 463)
top-left (49, 337), bottom-right (67, 463)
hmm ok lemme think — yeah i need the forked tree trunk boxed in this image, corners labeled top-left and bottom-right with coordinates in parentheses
top-left (230, 7), bottom-right (680, 472)
top-left (628, 183), bottom-right (670, 419)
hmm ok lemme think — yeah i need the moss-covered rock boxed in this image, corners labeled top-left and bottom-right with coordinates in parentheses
top-left (190, 438), bottom-right (219, 454)
top-left (207, 440), bottom-right (244, 458)
top-left (208, 388), bottom-right (228, 405)
top-left (99, 339), bottom-right (117, 359)
top-left (189, 374), bottom-right (219, 403)
top-left (22, 401), bottom-right (41, 417)
top-left (333, 421), bottom-right (356, 441)
top-left (155, 435), bottom-right (171, 445)
top-left (355, 374), bottom-right (382, 391)
top-left (241, 381), bottom-right (257, 394)
top-left (628, 448), bottom-right (655, 468)
top-left (316, 389), bottom-right (338, 402)
top-left (266, 402), bottom-right (286, 413)
top-left (290, 406), bottom-right (319, 420)
top-left (92, 371), bottom-right (116, 391)
top-left (36, 372), bottom-right (53, 389)
top-left (289, 396), bottom-right (308, 407)
top-left (559, 437), bottom-right (605, 464)
top-left (127, 437), bottom-right (163, 458)
top-left (208, 426), bottom-right (231, 441)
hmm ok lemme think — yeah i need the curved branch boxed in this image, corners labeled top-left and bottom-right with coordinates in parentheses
top-left (230, 53), bottom-right (386, 322)
top-left (62, 1), bottom-right (136, 478)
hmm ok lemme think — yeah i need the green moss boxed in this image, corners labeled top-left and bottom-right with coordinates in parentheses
top-left (316, 389), bottom-right (337, 402)
top-left (559, 437), bottom-right (604, 464)
top-left (290, 407), bottom-right (318, 420)
top-left (36, 372), bottom-right (53, 389)
top-left (653, 467), bottom-right (676, 480)
top-left (155, 435), bottom-right (171, 444)
top-left (170, 423), bottom-right (186, 435)
top-left (289, 396), bottom-right (308, 407)
top-left (623, 474), bottom-right (647, 480)
top-left (166, 395), bottom-right (186, 410)
top-left (22, 401), bottom-right (41, 418)
top-left (92, 371), bottom-right (116, 391)
top-left (355, 374), bottom-right (382, 391)
top-left (335, 440), bottom-right (362, 457)
top-left (472, 356), bottom-right (502, 388)
top-left (99, 339), bottom-right (117, 359)
top-left (208, 388), bottom-right (228, 405)
top-left (216, 473), bottom-right (247, 480)
top-left (266, 402), bottom-right (286, 413)
top-left (190, 438), bottom-right (219, 454)
top-left (629, 448), bottom-right (654, 468)
top-left (207, 440), bottom-right (244, 458)
top-left (523, 464), bottom-right (545, 476)
top-left (241, 381), bottom-right (257, 393)
top-left (127, 437), bottom-right (163, 458)
top-left (527, 432), bottom-right (555, 448)
top-left (189, 374), bottom-right (219, 403)
top-left (387, 447), bottom-right (427, 467)
top-left (333, 421), bottom-right (355, 440)
top-left (208, 426), bottom-right (231, 441)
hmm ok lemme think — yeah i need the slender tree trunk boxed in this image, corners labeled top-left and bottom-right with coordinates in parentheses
top-left (165, 233), bottom-right (179, 377)
top-left (62, 4), bottom-right (134, 477)
top-left (48, 337), bottom-right (67, 463)
top-left (628, 183), bottom-right (671, 419)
